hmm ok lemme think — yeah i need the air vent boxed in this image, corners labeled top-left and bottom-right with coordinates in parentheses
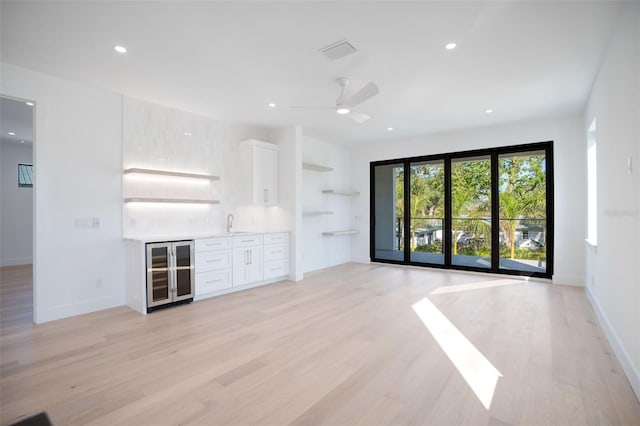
top-left (319, 39), bottom-right (357, 60)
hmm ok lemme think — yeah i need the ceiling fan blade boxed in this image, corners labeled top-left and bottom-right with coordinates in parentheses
top-left (344, 82), bottom-right (379, 108)
top-left (346, 111), bottom-right (371, 124)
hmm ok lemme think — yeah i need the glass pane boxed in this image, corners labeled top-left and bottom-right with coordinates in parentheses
top-left (151, 270), bottom-right (169, 301)
top-left (151, 246), bottom-right (168, 268)
top-left (373, 163), bottom-right (405, 261)
top-left (175, 244), bottom-right (191, 267)
top-left (175, 269), bottom-right (192, 297)
top-left (498, 150), bottom-right (547, 273)
top-left (451, 156), bottom-right (492, 268)
top-left (409, 160), bottom-right (445, 264)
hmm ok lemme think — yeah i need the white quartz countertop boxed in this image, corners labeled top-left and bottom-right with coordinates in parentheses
top-left (123, 231), bottom-right (290, 243)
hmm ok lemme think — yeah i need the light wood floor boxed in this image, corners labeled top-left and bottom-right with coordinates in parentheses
top-left (1, 263), bottom-right (639, 425)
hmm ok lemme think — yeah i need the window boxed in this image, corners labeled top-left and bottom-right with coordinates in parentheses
top-left (371, 141), bottom-right (553, 279)
top-left (587, 119), bottom-right (597, 246)
top-left (18, 163), bottom-right (33, 188)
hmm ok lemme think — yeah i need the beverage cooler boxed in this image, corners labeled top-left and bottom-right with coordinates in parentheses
top-left (146, 240), bottom-right (194, 312)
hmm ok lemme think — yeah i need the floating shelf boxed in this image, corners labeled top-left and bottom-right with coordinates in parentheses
top-left (303, 210), bottom-right (334, 216)
top-left (124, 197), bottom-right (220, 204)
top-left (124, 168), bottom-right (220, 181)
top-left (321, 189), bottom-right (360, 196)
top-left (322, 230), bottom-right (360, 236)
top-left (302, 162), bottom-right (333, 172)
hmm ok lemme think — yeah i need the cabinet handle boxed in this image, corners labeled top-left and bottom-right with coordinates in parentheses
top-left (249, 250), bottom-right (252, 265)
top-left (264, 189), bottom-right (267, 203)
top-left (206, 259), bottom-right (221, 263)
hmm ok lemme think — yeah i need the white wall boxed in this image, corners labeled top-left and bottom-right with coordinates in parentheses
top-left (122, 97), bottom-right (278, 238)
top-left (1, 63), bottom-right (124, 323)
top-left (349, 115), bottom-right (586, 285)
top-left (302, 136), bottom-right (353, 272)
top-left (0, 142), bottom-right (33, 266)
top-left (583, 3), bottom-right (640, 399)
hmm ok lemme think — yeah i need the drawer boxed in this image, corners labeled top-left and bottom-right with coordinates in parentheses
top-left (264, 243), bottom-right (289, 262)
top-left (233, 234), bottom-right (263, 248)
top-left (196, 237), bottom-right (231, 252)
top-left (195, 250), bottom-right (231, 272)
top-left (264, 232), bottom-right (289, 245)
top-left (264, 259), bottom-right (289, 280)
top-left (196, 269), bottom-right (232, 295)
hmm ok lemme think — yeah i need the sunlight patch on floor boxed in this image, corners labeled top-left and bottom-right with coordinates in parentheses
top-left (430, 279), bottom-right (522, 295)
top-left (412, 297), bottom-right (502, 409)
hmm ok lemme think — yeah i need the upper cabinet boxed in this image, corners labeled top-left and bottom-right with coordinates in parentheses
top-left (240, 139), bottom-right (279, 206)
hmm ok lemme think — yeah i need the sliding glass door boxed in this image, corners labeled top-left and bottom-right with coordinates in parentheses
top-left (372, 162), bottom-right (405, 262)
top-left (498, 150), bottom-right (548, 274)
top-left (409, 160), bottom-right (445, 265)
top-left (370, 142), bottom-right (553, 279)
top-left (450, 156), bottom-right (492, 269)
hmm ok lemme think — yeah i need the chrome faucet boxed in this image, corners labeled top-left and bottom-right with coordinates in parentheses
top-left (227, 214), bottom-right (234, 233)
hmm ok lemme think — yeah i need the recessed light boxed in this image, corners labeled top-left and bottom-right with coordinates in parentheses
top-left (445, 42), bottom-right (457, 50)
top-left (268, 103), bottom-right (277, 108)
top-left (25, 102), bottom-right (34, 106)
top-left (485, 109), bottom-right (493, 114)
top-left (336, 107), bottom-right (350, 115)
top-left (387, 127), bottom-right (394, 131)
top-left (114, 45), bottom-right (127, 54)
top-left (8, 132), bottom-right (15, 136)
top-left (184, 132), bottom-right (192, 136)
top-left (20, 140), bottom-right (25, 144)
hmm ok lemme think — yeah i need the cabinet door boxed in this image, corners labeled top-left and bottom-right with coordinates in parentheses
top-left (253, 146), bottom-right (278, 206)
top-left (173, 242), bottom-right (194, 301)
top-left (246, 246), bottom-right (264, 283)
top-left (146, 243), bottom-right (172, 308)
top-left (232, 248), bottom-right (249, 286)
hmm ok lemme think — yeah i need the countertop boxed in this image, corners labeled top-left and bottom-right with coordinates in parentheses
top-left (123, 230), bottom-right (290, 243)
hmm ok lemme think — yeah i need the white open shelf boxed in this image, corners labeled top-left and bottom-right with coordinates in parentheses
top-left (302, 162), bottom-right (333, 172)
top-left (124, 167), bottom-right (220, 181)
top-left (321, 189), bottom-right (360, 196)
top-left (124, 197), bottom-right (220, 204)
top-left (322, 230), bottom-right (360, 236)
top-left (303, 210), bottom-right (334, 216)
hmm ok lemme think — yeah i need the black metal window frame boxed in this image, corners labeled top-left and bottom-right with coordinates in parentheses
top-left (17, 163), bottom-right (33, 188)
top-left (370, 141), bottom-right (554, 279)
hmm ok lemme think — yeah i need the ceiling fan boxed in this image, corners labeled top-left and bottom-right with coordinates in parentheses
top-left (290, 78), bottom-right (379, 124)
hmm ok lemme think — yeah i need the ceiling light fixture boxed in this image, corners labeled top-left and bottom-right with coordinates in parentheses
top-left (387, 127), bottom-right (394, 131)
top-left (485, 109), bottom-right (493, 114)
top-left (336, 107), bottom-right (350, 115)
top-left (268, 103), bottom-right (277, 108)
top-left (8, 132), bottom-right (15, 136)
top-left (184, 132), bottom-right (192, 136)
top-left (445, 42), bottom-right (457, 50)
top-left (25, 101), bottom-right (34, 106)
top-left (20, 140), bottom-right (25, 144)
top-left (114, 45), bottom-right (127, 54)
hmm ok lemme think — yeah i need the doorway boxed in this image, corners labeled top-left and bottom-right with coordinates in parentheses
top-left (0, 95), bottom-right (35, 325)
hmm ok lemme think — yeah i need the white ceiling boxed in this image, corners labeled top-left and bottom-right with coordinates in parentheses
top-left (0, 1), bottom-right (620, 145)
top-left (0, 96), bottom-right (34, 146)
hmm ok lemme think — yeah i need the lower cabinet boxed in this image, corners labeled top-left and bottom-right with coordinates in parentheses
top-left (195, 237), bottom-right (232, 296)
top-left (232, 235), bottom-right (264, 286)
top-left (264, 233), bottom-right (290, 279)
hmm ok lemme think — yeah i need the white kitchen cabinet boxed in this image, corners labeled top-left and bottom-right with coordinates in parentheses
top-left (195, 236), bottom-right (232, 298)
top-left (240, 139), bottom-right (279, 206)
top-left (232, 234), bottom-right (263, 286)
top-left (263, 232), bottom-right (290, 280)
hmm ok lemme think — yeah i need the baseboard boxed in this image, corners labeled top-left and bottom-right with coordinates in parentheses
top-left (586, 286), bottom-right (640, 401)
top-left (39, 295), bottom-right (124, 324)
top-left (552, 274), bottom-right (584, 286)
top-left (1, 257), bottom-right (33, 267)
top-left (351, 256), bottom-right (371, 264)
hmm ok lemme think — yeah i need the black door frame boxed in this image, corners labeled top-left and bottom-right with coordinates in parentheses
top-left (370, 141), bottom-right (554, 279)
